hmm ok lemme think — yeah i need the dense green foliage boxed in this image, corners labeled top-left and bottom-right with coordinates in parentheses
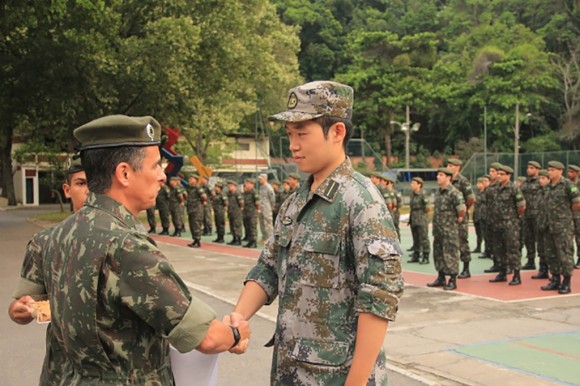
top-left (272, 0), bottom-right (579, 164)
top-left (1, 0), bottom-right (579, 204)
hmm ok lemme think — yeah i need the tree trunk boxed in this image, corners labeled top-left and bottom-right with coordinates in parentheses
top-left (384, 130), bottom-right (393, 168)
top-left (1, 127), bottom-right (17, 205)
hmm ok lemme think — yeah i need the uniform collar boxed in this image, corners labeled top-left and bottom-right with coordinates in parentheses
top-left (84, 192), bottom-right (145, 233)
top-left (301, 157), bottom-right (353, 203)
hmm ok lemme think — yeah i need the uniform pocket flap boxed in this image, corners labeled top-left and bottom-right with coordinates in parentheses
top-left (290, 338), bottom-right (350, 366)
top-left (302, 233), bottom-right (340, 255)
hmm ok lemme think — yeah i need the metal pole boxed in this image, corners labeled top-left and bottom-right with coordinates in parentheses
top-left (405, 105), bottom-right (410, 168)
top-left (484, 105), bottom-right (488, 172)
top-left (514, 103), bottom-right (520, 179)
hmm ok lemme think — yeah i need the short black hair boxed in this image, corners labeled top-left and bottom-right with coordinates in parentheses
top-left (312, 116), bottom-right (353, 151)
top-left (81, 147), bottom-right (146, 194)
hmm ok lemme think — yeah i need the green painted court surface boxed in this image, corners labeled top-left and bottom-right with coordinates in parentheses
top-left (453, 332), bottom-right (580, 385)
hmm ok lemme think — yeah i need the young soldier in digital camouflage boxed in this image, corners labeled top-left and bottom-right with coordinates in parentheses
top-left (488, 165), bottom-right (526, 286)
top-left (542, 161), bottom-right (580, 294)
top-left (407, 176), bottom-right (431, 265)
top-left (446, 158), bottom-right (475, 279)
top-left (40, 115), bottom-right (250, 385)
top-left (428, 167), bottom-right (466, 291)
top-left (531, 169), bottom-right (551, 280)
top-left (8, 156), bottom-right (89, 386)
top-left (226, 81), bottom-right (404, 385)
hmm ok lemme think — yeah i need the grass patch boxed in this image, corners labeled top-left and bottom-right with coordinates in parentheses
top-left (29, 211), bottom-right (71, 224)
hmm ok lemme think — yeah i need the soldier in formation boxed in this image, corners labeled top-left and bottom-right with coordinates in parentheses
top-left (447, 158), bottom-right (475, 279)
top-left (472, 177), bottom-right (487, 254)
top-left (520, 161), bottom-right (542, 270)
top-left (531, 169), bottom-right (551, 280)
top-left (168, 176), bottom-right (186, 237)
top-left (484, 162), bottom-right (503, 273)
top-left (185, 174), bottom-right (206, 248)
top-left (384, 174), bottom-right (402, 240)
top-left (257, 173), bottom-right (275, 242)
top-left (487, 165), bottom-right (526, 285)
top-left (226, 180), bottom-right (244, 246)
top-left (199, 175), bottom-right (213, 236)
top-left (428, 167), bottom-right (466, 291)
top-left (407, 176), bottom-right (430, 265)
top-left (155, 182), bottom-right (171, 235)
top-left (242, 178), bottom-right (260, 248)
top-left (211, 181), bottom-right (228, 243)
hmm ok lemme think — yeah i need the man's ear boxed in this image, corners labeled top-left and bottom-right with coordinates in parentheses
top-left (331, 122), bottom-right (346, 145)
top-left (62, 183), bottom-right (71, 199)
top-left (114, 162), bottom-right (131, 187)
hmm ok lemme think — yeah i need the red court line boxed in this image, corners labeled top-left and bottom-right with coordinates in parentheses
top-left (513, 341), bottom-right (580, 360)
top-left (152, 234), bottom-right (261, 259)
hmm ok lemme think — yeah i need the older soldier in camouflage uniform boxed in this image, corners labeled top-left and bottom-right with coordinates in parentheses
top-left (242, 178), bottom-right (260, 248)
top-left (532, 169), bottom-right (551, 280)
top-left (40, 115), bottom-right (251, 385)
top-left (227, 81), bottom-right (403, 385)
top-left (226, 180), bottom-right (244, 245)
top-left (488, 165), bottom-right (526, 285)
top-left (212, 181), bottom-right (228, 243)
top-left (408, 177), bottom-right (431, 264)
top-left (155, 182), bottom-right (171, 235)
top-left (258, 173), bottom-right (276, 242)
top-left (472, 177), bottom-right (487, 254)
top-left (168, 176), bottom-right (186, 237)
top-left (428, 167), bottom-right (466, 291)
top-left (542, 161), bottom-right (580, 294)
top-left (185, 174), bottom-right (206, 248)
top-left (520, 161), bottom-right (542, 270)
top-left (446, 158), bottom-right (475, 279)
top-left (9, 156), bottom-right (89, 386)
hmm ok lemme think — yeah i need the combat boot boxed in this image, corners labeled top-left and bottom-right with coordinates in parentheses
top-left (171, 229), bottom-right (182, 237)
top-left (407, 251), bottom-right (420, 263)
top-left (531, 264), bottom-right (549, 279)
top-left (213, 236), bottom-right (225, 243)
top-left (472, 244), bottom-right (481, 253)
top-left (484, 264), bottom-right (499, 273)
top-left (541, 275), bottom-right (561, 291)
top-left (558, 276), bottom-right (571, 294)
top-left (406, 246), bottom-right (415, 252)
top-left (458, 262), bottom-right (471, 279)
top-left (444, 275), bottom-right (457, 291)
top-left (509, 270), bottom-right (521, 286)
top-left (521, 257), bottom-right (535, 270)
top-left (188, 239), bottom-right (201, 248)
top-left (489, 271), bottom-right (507, 283)
top-left (427, 272), bottom-right (446, 287)
top-left (148, 228), bottom-right (156, 234)
top-left (227, 237), bottom-right (237, 245)
top-left (420, 252), bottom-right (429, 265)
top-left (244, 240), bottom-right (257, 248)
top-left (159, 228), bottom-right (169, 236)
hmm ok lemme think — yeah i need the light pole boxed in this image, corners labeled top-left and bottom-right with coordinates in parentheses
top-left (390, 105), bottom-right (420, 168)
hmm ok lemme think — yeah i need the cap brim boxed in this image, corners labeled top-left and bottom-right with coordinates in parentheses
top-left (268, 111), bottom-right (324, 122)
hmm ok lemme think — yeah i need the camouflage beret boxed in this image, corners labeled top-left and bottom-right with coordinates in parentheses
top-left (489, 162), bottom-right (503, 170)
top-left (528, 160), bottom-right (541, 169)
top-left (64, 156), bottom-right (84, 175)
top-left (74, 115), bottom-right (161, 151)
top-left (288, 173), bottom-right (301, 181)
top-left (369, 172), bottom-right (386, 180)
top-left (447, 158), bottom-right (463, 166)
top-left (477, 177), bottom-right (486, 183)
top-left (538, 169), bottom-right (549, 177)
top-left (170, 176), bottom-right (181, 181)
top-left (437, 167), bottom-right (454, 176)
top-left (258, 173), bottom-right (268, 180)
top-left (189, 174), bottom-right (199, 180)
top-left (282, 179), bottom-right (290, 184)
top-left (271, 180), bottom-right (280, 186)
top-left (498, 165), bottom-right (514, 174)
top-left (384, 173), bottom-right (397, 183)
top-left (548, 160), bottom-right (565, 170)
top-left (482, 174), bottom-right (491, 180)
top-left (269, 81), bottom-right (353, 122)
top-left (244, 178), bottom-right (255, 184)
top-left (411, 176), bottom-right (424, 185)
top-left (214, 181), bottom-right (223, 188)
top-left (569, 164), bottom-right (580, 173)
top-left (517, 176), bottom-right (527, 181)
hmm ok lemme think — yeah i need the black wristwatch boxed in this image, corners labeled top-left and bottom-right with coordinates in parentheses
top-left (229, 325), bottom-right (241, 348)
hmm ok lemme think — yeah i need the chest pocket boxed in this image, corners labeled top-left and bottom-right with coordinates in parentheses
top-left (300, 232), bottom-right (341, 289)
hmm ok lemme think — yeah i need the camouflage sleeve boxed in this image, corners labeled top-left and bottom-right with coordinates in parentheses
top-left (117, 234), bottom-right (215, 350)
top-left (514, 186), bottom-right (526, 207)
top-left (352, 199), bottom-right (403, 321)
top-left (14, 230), bottom-right (50, 298)
top-left (454, 190), bottom-right (466, 213)
top-left (567, 181), bottom-right (580, 204)
top-left (464, 181), bottom-right (475, 201)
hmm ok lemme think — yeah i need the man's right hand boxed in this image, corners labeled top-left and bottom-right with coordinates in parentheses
top-left (224, 312), bottom-right (250, 354)
top-left (8, 295), bottom-right (35, 325)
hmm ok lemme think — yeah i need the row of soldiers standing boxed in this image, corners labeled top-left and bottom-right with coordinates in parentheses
top-left (146, 172), bottom-right (303, 248)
